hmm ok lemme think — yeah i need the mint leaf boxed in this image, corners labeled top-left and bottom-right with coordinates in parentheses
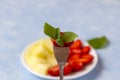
top-left (44, 22), bottom-right (58, 39)
top-left (87, 36), bottom-right (109, 49)
top-left (44, 23), bottom-right (63, 46)
top-left (55, 28), bottom-right (64, 46)
top-left (44, 22), bottom-right (78, 46)
top-left (56, 28), bottom-right (60, 39)
top-left (56, 38), bottom-right (64, 46)
top-left (61, 32), bottom-right (78, 43)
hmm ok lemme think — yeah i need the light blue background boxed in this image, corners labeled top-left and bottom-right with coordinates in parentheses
top-left (0, 0), bottom-right (120, 80)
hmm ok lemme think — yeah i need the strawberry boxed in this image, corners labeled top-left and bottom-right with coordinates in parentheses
top-left (70, 39), bottom-right (83, 49)
top-left (71, 61), bottom-right (83, 71)
top-left (68, 54), bottom-right (81, 62)
top-left (82, 46), bottom-right (91, 55)
top-left (68, 55), bottom-right (83, 71)
top-left (70, 48), bottom-right (82, 55)
top-left (76, 54), bottom-right (94, 65)
top-left (47, 63), bottom-right (72, 76)
top-left (51, 39), bottom-right (60, 47)
top-left (63, 63), bottom-right (72, 75)
top-left (64, 41), bottom-right (73, 47)
top-left (47, 65), bottom-right (59, 76)
top-left (51, 32), bottom-right (74, 47)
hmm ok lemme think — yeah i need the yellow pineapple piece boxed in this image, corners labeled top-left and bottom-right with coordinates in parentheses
top-left (31, 38), bottom-right (53, 59)
top-left (39, 38), bottom-right (53, 55)
top-left (24, 38), bottom-right (58, 75)
top-left (32, 63), bottom-right (49, 75)
top-left (47, 55), bottom-right (57, 67)
top-left (25, 55), bottom-right (47, 68)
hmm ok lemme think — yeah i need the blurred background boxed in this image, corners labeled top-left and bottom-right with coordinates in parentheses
top-left (0, 0), bottom-right (120, 80)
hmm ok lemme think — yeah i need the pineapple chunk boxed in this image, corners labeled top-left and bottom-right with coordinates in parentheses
top-left (24, 38), bottom-right (58, 75)
top-left (31, 38), bottom-right (53, 59)
top-left (47, 55), bottom-right (57, 67)
top-left (32, 63), bottom-right (49, 75)
top-left (39, 38), bottom-right (53, 55)
top-left (31, 45), bottom-right (48, 59)
top-left (25, 55), bottom-right (47, 68)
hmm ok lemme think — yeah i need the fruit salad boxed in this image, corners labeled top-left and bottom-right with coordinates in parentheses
top-left (24, 22), bottom-right (94, 76)
top-left (47, 39), bottom-right (94, 76)
top-left (44, 22), bottom-right (94, 76)
top-left (24, 38), bottom-right (94, 76)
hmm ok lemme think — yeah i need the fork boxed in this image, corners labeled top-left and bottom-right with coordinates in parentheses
top-left (53, 46), bottom-right (69, 80)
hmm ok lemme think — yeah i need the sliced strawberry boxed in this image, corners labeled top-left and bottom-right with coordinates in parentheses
top-left (64, 63), bottom-right (72, 75)
top-left (71, 48), bottom-right (82, 55)
top-left (51, 39), bottom-right (60, 47)
top-left (76, 54), bottom-right (94, 65)
top-left (82, 54), bottom-right (94, 62)
top-left (71, 61), bottom-right (83, 71)
top-left (51, 32), bottom-right (74, 47)
top-left (47, 63), bottom-right (72, 76)
top-left (47, 65), bottom-right (59, 76)
top-left (68, 54), bottom-right (81, 62)
top-left (82, 46), bottom-right (91, 55)
top-left (64, 41), bottom-right (73, 47)
top-left (76, 58), bottom-right (89, 65)
top-left (70, 39), bottom-right (83, 49)
top-left (68, 55), bottom-right (83, 71)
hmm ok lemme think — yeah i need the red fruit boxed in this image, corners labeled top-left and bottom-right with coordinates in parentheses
top-left (51, 39), bottom-right (60, 47)
top-left (76, 58), bottom-right (89, 65)
top-left (70, 39), bottom-right (83, 49)
top-left (77, 54), bottom-right (94, 65)
top-left (64, 41), bottom-right (73, 47)
top-left (82, 54), bottom-right (94, 62)
top-left (82, 46), bottom-right (91, 55)
top-left (68, 54), bottom-right (81, 62)
top-left (51, 32), bottom-right (74, 47)
top-left (51, 38), bottom-right (72, 47)
top-left (47, 63), bottom-right (72, 76)
top-left (68, 55), bottom-right (83, 71)
top-left (60, 32), bottom-right (64, 35)
top-left (64, 63), bottom-right (72, 75)
top-left (71, 48), bottom-right (82, 55)
top-left (47, 65), bottom-right (59, 76)
top-left (51, 32), bottom-right (63, 47)
top-left (51, 39), bottom-right (73, 47)
top-left (71, 61), bottom-right (83, 71)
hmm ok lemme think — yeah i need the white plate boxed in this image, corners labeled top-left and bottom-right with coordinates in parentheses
top-left (21, 40), bottom-right (98, 80)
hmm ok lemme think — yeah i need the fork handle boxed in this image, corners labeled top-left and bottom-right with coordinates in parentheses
top-left (59, 64), bottom-right (64, 80)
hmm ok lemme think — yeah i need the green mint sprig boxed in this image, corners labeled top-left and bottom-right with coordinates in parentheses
top-left (44, 22), bottom-right (78, 46)
top-left (87, 36), bottom-right (109, 49)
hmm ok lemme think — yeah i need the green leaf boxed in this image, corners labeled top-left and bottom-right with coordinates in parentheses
top-left (56, 28), bottom-right (60, 39)
top-left (87, 36), bottom-right (109, 49)
top-left (56, 38), bottom-right (64, 47)
top-left (44, 22), bottom-right (78, 47)
top-left (44, 22), bottom-right (57, 39)
top-left (55, 28), bottom-right (64, 46)
top-left (61, 32), bottom-right (78, 43)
